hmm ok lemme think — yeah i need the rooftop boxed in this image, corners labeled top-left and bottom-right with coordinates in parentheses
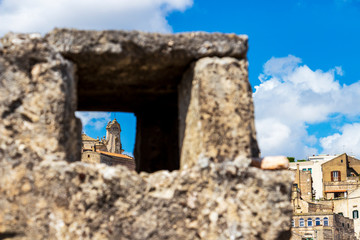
top-left (96, 150), bottom-right (133, 160)
top-left (81, 133), bottom-right (97, 141)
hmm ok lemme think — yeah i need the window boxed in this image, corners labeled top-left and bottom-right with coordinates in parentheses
top-left (331, 171), bottom-right (341, 181)
top-left (292, 219), bottom-right (295, 227)
top-left (308, 168), bottom-right (312, 173)
top-left (324, 217), bottom-right (329, 226)
top-left (315, 217), bottom-right (320, 226)
top-left (334, 192), bottom-right (344, 198)
top-left (299, 218), bottom-right (305, 227)
top-left (307, 218), bottom-right (313, 227)
top-left (353, 210), bottom-right (359, 219)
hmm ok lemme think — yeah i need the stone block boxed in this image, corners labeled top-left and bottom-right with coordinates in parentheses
top-left (0, 158), bottom-right (293, 240)
top-left (179, 57), bottom-right (259, 169)
top-left (0, 33), bottom-right (81, 166)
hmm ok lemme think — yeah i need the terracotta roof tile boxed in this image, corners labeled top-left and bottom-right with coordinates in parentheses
top-left (324, 190), bottom-right (347, 193)
top-left (96, 150), bottom-right (133, 160)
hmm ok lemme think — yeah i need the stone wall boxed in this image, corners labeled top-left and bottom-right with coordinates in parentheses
top-left (100, 154), bottom-right (135, 171)
top-left (0, 29), bottom-right (293, 239)
top-left (291, 213), bottom-right (356, 240)
top-left (82, 151), bottom-right (101, 164)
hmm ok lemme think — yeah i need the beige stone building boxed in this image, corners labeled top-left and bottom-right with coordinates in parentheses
top-left (291, 163), bottom-right (357, 239)
top-left (81, 119), bottom-right (135, 170)
top-left (322, 154), bottom-right (360, 200)
top-left (289, 154), bottom-right (339, 200)
top-left (291, 212), bottom-right (356, 240)
top-left (316, 188), bottom-right (360, 239)
top-left (292, 166), bottom-right (313, 202)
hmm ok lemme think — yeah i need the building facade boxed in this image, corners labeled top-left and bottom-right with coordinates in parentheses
top-left (289, 154), bottom-right (338, 200)
top-left (322, 154), bottom-right (360, 200)
top-left (292, 167), bottom-right (313, 202)
top-left (81, 119), bottom-right (135, 171)
top-left (316, 188), bottom-right (360, 239)
top-left (291, 212), bottom-right (356, 240)
top-left (291, 161), bottom-right (358, 239)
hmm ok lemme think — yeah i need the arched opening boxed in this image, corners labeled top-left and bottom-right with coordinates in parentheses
top-left (307, 218), bottom-right (312, 227)
top-left (323, 217), bottom-right (329, 226)
top-left (299, 218), bottom-right (305, 227)
top-left (353, 210), bottom-right (359, 219)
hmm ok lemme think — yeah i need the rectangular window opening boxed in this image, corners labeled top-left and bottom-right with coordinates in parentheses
top-left (75, 109), bottom-right (180, 173)
top-left (331, 171), bottom-right (341, 182)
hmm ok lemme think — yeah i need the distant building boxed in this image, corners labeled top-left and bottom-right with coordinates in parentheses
top-left (81, 119), bottom-right (135, 170)
top-left (289, 154), bottom-right (339, 199)
top-left (291, 166), bottom-right (313, 202)
top-left (330, 188), bottom-right (360, 239)
top-left (291, 212), bottom-right (356, 240)
top-left (290, 162), bottom-right (357, 240)
top-left (321, 153), bottom-right (360, 199)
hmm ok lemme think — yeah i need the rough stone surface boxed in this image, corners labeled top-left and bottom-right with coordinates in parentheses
top-left (0, 30), bottom-right (293, 240)
top-left (0, 33), bottom-right (81, 165)
top-left (179, 57), bottom-right (259, 169)
top-left (0, 158), bottom-right (293, 240)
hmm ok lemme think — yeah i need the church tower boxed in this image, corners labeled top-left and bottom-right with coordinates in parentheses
top-left (105, 119), bottom-right (123, 153)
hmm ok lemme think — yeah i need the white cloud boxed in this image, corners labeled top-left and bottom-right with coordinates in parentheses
top-left (262, 54), bottom-right (301, 78)
top-left (320, 123), bottom-right (360, 156)
top-left (75, 111), bottom-right (111, 131)
top-left (254, 55), bottom-right (360, 159)
top-left (0, 0), bottom-right (193, 36)
top-left (335, 66), bottom-right (344, 76)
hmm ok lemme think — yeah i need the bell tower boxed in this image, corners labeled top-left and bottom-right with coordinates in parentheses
top-left (105, 119), bottom-right (123, 153)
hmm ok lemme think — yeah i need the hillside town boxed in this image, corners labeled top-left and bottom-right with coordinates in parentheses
top-left (290, 153), bottom-right (360, 239)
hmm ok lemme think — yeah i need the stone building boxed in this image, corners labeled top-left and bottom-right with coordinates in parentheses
top-left (81, 119), bottom-right (135, 170)
top-left (290, 162), bottom-right (358, 239)
top-left (291, 190), bottom-right (356, 240)
top-left (289, 154), bottom-right (339, 200)
top-left (322, 153), bottom-right (360, 199)
top-left (291, 212), bottom-right (356, 240)
top-left (292, 166), bottom-right (313, 202)
top-left (319, 187), bottom-right (360, 239)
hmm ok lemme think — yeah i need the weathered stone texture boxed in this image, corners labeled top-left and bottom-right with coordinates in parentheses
top-left (0, 158), bottom-right (293, 240)
top-left (0, 30), bottom-right (293, 240)
top-left (0, 33), bottom-right (81, 165)
top-left (179, 57), bottom-right (259, 169)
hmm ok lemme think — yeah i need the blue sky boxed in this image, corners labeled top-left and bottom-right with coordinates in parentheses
top-left (1, 0), bottom-right (360, 159)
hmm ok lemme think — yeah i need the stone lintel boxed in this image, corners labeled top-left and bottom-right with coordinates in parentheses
top-left (45, 29), bottom-right (248, 112)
